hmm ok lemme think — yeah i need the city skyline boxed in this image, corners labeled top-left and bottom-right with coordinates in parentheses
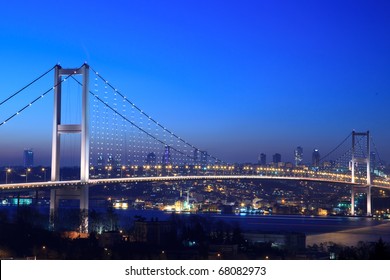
top-left (0, 145), bottom-right (343, 167)
top-left (1, 1), bottom-right (390, 165)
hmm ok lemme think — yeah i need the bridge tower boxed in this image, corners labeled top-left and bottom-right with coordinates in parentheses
top-left (50, 64), bottom-right (90, 232)
top-left (350, 131), bottom-right (371, 216)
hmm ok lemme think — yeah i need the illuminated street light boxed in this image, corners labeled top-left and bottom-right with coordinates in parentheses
top-left (105, 166), bottom-right (112, 178)
top-left (166, 165), bottom-right (172, 176)
top-left (41, 167), bottom-right (46, 181)
top-left (156, 165), bottom-right (162, 176)
top-left (5, 168), bottom-right (11, 184)
top-left (121, 165), bottom-right (126, 177)
top-left (26, 168), bottom-right (31, 183)
top-left (90, 166), bottom-right (95, 177)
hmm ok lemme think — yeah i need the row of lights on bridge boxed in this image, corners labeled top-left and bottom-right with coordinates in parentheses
top-left (4, 167), bottom-right (47, 183)
top-left (90, 165), bottom-right (237, 171)
top-left (2, 165), bottom-right (378, 185)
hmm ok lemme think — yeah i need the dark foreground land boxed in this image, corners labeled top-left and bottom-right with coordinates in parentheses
top-left (1, 206), bottom-right (390, 260)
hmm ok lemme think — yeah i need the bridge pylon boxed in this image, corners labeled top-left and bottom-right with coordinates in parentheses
top-left (49, 64), bottom-right (90, 232)
top-left (350, 131), bottom-right (371, 216)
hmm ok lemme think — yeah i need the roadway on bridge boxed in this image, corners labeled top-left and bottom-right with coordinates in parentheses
top-left (1, 175), bottom-right (388, 191)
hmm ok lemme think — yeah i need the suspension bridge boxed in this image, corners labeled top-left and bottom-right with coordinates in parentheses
top-left (1, 64), bottom-right (389, 231)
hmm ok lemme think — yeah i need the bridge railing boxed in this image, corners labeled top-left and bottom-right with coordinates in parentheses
top-left (2, 164), bottom-right (389, 188)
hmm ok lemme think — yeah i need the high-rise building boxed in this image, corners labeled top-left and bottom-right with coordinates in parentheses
top-left (294, 146), bottom-right (303, 166)
top-left (146, 152), bottom-right (156, 165)
top-left (200, 151), bottom-right (208, 166)
top-left (273, 153), bottom-right (281, 164)
top-left (370, 152), bottom-right (376, 173)
top-left (107, 154), bottom-right (113, 165)
top-left (162, 146), bottom-right (171, 165)
top-left (312, 149), bottom-right (320, 168)
top-left (23, 149), bottom-right (34, 167)
top-left (194, 149), bottom-right (199, 164)
top-left (259, 153), bottom-right (266, 166)
top-left (97, 155), bottom-right (104, 167)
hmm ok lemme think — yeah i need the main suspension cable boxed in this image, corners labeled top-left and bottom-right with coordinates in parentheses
top-left (320, 132), bottom-right (352, 162)
top-left (0, 65), bottom-right (56, 107)
top-left (89, 66), bottom-right (224, 164)
top-left (71, 76), bottom-right (202, 163)
top-left (0, 65), bottom-right (83, 127)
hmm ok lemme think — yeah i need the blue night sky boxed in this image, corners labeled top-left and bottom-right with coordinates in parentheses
top-left (0, 0), bottom-right (390, 165)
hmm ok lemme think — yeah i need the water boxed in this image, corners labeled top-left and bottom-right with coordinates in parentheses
top-left (112, 208), bottom-right (390, 246)
top-left (2, 203), bottom-right (390, 246)
top-left (210, 214), bottom-right (390, 246)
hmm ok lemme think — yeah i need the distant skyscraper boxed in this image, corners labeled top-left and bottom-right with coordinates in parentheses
top-left (200, 151), bottom-right (208, 166)
top-left (162, 146), bottom-right (171, 165)
top-left (312, 149), bottom-right (320, 168)
top-left (23, 149), bottom-right (34, 167)
top-left (146, 152), bottom-right (156, 165)
top-left (107, 154), bottom-right (113, 165)
top-left (259, 153), bottom-right (266, 165)
top-left (295, 146), bottom-right (303, 166)
top-left (273, 153), bottom-right (281, 164)
top-left (194, 149), bottom-right (199, 164)
top-left (370, 152), bottom-right (376, 172)
top-left (97, 155), bottom-right (104, 167)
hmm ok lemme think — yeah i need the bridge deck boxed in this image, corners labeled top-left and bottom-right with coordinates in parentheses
top-left (1, 175), bottom-right (388, 191)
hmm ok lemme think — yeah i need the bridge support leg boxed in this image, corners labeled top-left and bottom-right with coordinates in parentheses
top-left (350, 187), bottom-right (355, 216)
top-left (366, 186), bottom-right (371, 216)
top-left (80, 186), bottom-right (89, 233)
top-left (49, 187), bottom-right (89, 233)
top-left (49, 189), bottom-right (57, 231)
